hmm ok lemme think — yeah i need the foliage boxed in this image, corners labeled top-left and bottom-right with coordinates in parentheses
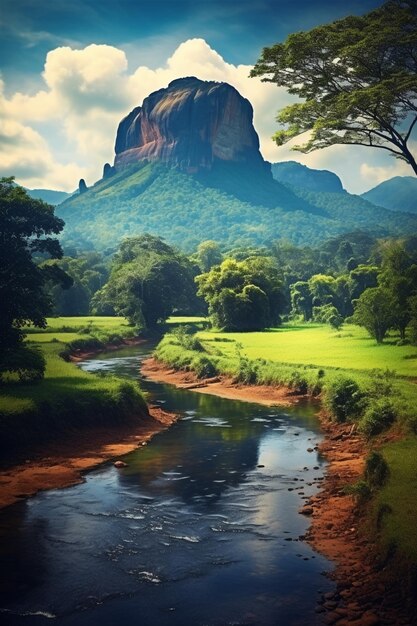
top-left (323, 376), bottom-right (365, 422)
top-left (290, 281), bottom-right (313, 321)
top-left (377, 239), bottom-right (417, 339)
top-left (196, 256), bottom-right (284, 331)
top-left (251, 1), bottom-right (417, 174)
top-left (56, 162), bottom-right (417, 252)
top-left (0, 319), bottom-right (147, 452)
top-left (0, 177), bottom-right (70, 379)
top-left (353, 287), bottom-right (395, 343)
top-left (47, 252), bottom-right (110, 316)
top-left (0, 345), bottom-right (46, 383)
top-left (365, 451), bottom-right (390, 489)
top-left (344, 480), bottom-right (371, 505)
top-left (313, 304), bottom-right (344, 329)
top-left (92, 235), bottom-right (199, 330)
top-left (359, 398), bottom-right (398, 437)
top-left (192, 240), bottom-right (223, 272)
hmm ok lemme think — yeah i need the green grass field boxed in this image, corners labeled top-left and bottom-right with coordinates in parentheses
top-left (198, 324), bottom-right (417, 378)
top-left (0, 317), bottom-right (146, 452)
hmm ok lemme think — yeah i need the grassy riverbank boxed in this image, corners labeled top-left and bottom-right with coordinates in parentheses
top-left (0, 317), bottom-right (148, 454)
top-left (155, 320), bottom-right (417, 586)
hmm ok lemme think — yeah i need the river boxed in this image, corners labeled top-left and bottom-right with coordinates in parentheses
top-left (0, 343), bottom-right (333, 625)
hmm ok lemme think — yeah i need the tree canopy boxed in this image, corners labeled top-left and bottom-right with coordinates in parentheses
top-left (251, 0), bottom-right (417, 174)
top-left (92, 235), bottom-right (199, 329)
top-left (196, 257), bottom-right (285, 331)
top-left (0, 178), bottom-right (69, 378)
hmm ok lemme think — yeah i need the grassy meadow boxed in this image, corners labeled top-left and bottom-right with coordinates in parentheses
top-left (157, 319), bottom-right (417, 566)
top-left (0, 317), bottom-right (147, 453)
top-left (198, 323), bottom-right (417, 377)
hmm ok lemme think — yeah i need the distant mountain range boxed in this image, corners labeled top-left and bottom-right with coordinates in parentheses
top-left (23, 186), bottom-right (71, 205)
top-left (361, 176), bottom-right (417, 214)
top-left (53, 77), bottom-right (417, 251)
top-left (271, 161), bottom-right (344, 194)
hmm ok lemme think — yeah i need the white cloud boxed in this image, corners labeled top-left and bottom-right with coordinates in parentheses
top-left (1, 38), bottom-right (415, 193)
top-left (0, 116), bottom-right (85, 190)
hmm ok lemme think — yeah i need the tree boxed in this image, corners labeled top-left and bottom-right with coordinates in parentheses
top-left (93, 235), bottom-right (198, 329)
top-left (290, 281), bottom-right (313, 321)
top-left (196, 257), bottom-right (284, 331)
top-left (353, 287), bottom-right (395, 343)
top-left (194, 240), bottom-right (223, 273)
top-left (377, 239), bottom-right (417, 339)
top-left (251, 1), bottom-right (417, 174)
top-left (47, 252), bottom-right (109, 316)
top-left (0, 178), bottom-right (70, 378)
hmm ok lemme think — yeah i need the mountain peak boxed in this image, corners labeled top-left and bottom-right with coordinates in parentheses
top-left (114, 77), bottom-right (270, 176)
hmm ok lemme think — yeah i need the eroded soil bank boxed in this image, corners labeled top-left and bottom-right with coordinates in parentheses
top-left (142, 357), bottom-right (414, 626)
top-left (0, 406), bottom-right (178, 509)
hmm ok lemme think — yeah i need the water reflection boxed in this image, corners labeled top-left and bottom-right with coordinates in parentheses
top-left (0, 344), bottom-right (333, 626)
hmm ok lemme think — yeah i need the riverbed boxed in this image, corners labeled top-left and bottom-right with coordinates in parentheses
top-left (0, 344), bottom-right (333, 625)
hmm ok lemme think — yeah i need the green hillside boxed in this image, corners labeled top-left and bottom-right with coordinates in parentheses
top-left (57, 162), bottom-right (417, 251)
top-left (361, 176), bottom-right (417, 214)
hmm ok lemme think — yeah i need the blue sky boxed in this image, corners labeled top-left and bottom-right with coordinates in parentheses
top-left (1, 0), bottom-right (413, 192)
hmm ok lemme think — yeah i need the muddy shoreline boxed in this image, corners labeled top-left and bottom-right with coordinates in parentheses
top-left (0, 406), bottom-right (178, 509)
top-left (142, 357), bottom-right (413, 625)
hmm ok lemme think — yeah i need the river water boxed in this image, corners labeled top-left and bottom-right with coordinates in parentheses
top-left (0, 344), bottom-right (333, 626)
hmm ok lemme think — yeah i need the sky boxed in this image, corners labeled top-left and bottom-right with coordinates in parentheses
top-left (0, 0), bottom-right (414, 193)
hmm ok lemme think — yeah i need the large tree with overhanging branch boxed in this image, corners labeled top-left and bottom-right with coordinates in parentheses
top-left (250, 0), bottom-right (417, 174)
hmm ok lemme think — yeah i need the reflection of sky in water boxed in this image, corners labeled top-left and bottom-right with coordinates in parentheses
top-left (0, 345), bottom-right (333, 626)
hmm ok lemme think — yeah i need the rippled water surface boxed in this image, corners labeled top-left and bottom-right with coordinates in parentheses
top-left (0, 344), bottom-right (333, 625)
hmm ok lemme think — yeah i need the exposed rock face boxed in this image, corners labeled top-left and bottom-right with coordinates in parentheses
top-left (114, 77), bottom-right (270, 176)
top-left (78, 179), bottom-right (87, 194)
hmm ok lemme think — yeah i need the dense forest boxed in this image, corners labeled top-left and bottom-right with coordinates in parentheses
top-left (48, 224), bottom-right (417, 345)
top-left (56, 161), bottom-right (417, 252)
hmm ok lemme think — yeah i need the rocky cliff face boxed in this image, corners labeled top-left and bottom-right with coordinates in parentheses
top-left (114, 77), bottom-right (270, 176)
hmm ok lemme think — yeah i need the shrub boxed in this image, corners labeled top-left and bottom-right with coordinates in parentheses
top-left (234, 357), bottom-right (259, 384)
top-left (365, 451), bottom-right (390, 488)
top-left (358, 398), bottom-right (397, 437)
top-left (344, 480), bottom-right (371, 504)
top-left (0, 345), bottom-right (46, 383)
top-left (366, 369), bottom-right (395, 399)
top-left (171, 327), bottom-right (205, 352)
top-left (324, 376), bottom-right (365, 422)
top-left (192, 356), bottom-right (217, 379)
top-left (288, 370), bottom-right (309, 394)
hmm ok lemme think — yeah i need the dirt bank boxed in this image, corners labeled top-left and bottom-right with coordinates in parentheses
top-left (142, 357), bottom-right (413, 625)
top-left (141, 356), bottom-right (307, 407)
top-left (0, 406), bottom-right (178, 510)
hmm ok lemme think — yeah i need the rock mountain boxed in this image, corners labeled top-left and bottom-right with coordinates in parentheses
top-left (57, 77), bottom-right (417, 251)
top-left (114, 77), bottom-right (270, 176)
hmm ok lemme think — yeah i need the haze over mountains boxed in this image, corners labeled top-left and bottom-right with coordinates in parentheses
top-left (361, 177), bottom-right (417, 214)
top-left (55, 77), bottom-right (417, 251)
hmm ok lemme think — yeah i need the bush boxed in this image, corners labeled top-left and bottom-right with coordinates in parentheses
top-left (234, 357), bottom-right (259, 384)
top-left (324, 376), bottom-right (365, 422)
top-left (171, 327), bottom-right (205, 352)
top-left (288, 370), bottom-right (309, 394)
top-left (358, 398), bottom-right (397, 437)
top-left (365, 451), bottom-right (390, 488)
top-left (192, 356), bottom-right (217, 379)
top-left (0, 345), bottom-right (46, 383)
top-left (344, 480), bottom-right (371, 504)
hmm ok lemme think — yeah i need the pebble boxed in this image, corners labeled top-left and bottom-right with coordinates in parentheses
top-left (114, 460), bottom-right (128, 468)
top-left (300, 506), bottom-right (313, 516)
